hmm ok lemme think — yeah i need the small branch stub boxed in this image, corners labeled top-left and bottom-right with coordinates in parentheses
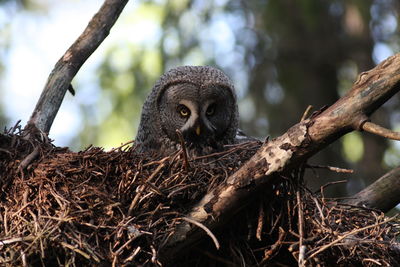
top-left (361, 121), bottom-right (400, 141)
top-left (176, 129), bottom-right (191, 171)
top-left (163, 53), bottom-right (400, 259)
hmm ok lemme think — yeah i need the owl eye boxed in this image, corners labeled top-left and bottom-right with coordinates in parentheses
top-left (206, 104), bottom-right (215, 116)
top-left (177, 105), bottom-right (190, 118)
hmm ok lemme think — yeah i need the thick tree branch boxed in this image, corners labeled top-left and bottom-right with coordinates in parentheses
top-left (26, 0), bottom-right (129, 134)
top-left (161, 54), bottom-right (400, 259)
top-left (344, 167), bottom-right (400, 212)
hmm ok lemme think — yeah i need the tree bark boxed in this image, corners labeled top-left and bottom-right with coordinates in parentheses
top-left (27, 0), bottom-right (129, 134)
top-left (161, 53), bottom-right (400, 259)
top-left (14, 0), bottom-right (400, 261)
top-left (344, 167), bottom-right (400, 212)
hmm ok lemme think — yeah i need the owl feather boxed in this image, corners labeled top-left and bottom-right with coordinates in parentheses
top-left (135, 66), bottom-right (241, 155)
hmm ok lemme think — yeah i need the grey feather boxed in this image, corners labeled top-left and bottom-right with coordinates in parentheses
top-left (135, 65), bottom-right (240, 155)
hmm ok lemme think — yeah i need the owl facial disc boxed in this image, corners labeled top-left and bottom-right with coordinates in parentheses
top-left (178, 99), bottom-right (217, 143)
top-left (135, 65), bottom-right (239, 155)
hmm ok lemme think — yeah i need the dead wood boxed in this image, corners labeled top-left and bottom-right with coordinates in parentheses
top-left (2, 53), bottom-right (400, 266)
top-left (344, 166), bottom-right (400, 212)
top-left (1, 130), bottom-right (399, 266)
top-left (1, 0), bottom-right (400, 264)
top-left (1, 130), bottom-right (268, 265)
top-left (26, 0), bottom-right (129, 135)
top-left (161, 53), bottom-right (400, 260)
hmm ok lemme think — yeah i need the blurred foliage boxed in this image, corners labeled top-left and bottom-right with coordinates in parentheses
top-left (342, 132), bottom-right (364, 163)
top-left (89, 0), bottom-right (399, 195)
top-left (2, 0), bottom-right (400, 196)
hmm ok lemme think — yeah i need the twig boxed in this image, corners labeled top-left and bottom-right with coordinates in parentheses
top-left (306, 164), bottom-right (353, 173)
top-left (194, 141), bottom-right (260, 160)
top-left (68, 84), bottom-right (75, 96)
top-left (181, 217), bottom-right (220, 250)
top-left (61, 241), bottom-right (91, 260)
top-left (128, 159), bottom-right (167, 215)
top-left (175, 129), bottom-right (190, 171)
top-left (312, 197), bottom-right (325, 222)
top-left (363, 258), bottom-right (383, 265)
top-left (7, 120), bottom-right (21, 134)
top-left (114, 237), bottom-right (142, 256)
top-left (259, 227), bottom-right (286, 264)
top-left (361, 121), bottom-right (400, 140)
top-left (0, 148), bottom-right (12, 155)
top-left (109, 140), bottom-right (135, 152)
top-left (256, 201), bottom-right (264, 241)
top-left (306, 215), bottom-right (398, 261)
top-left (167, 184), bottom-right (197, 199)
top-left (123, 246), bottom-right (141, 263)
top-left (151, 245), bottom-right (161, 265)
top-left (319, 180), bottom-right (348, 200)
top-left (301, 105), bottom-right (313, 121)
top-left (18, 147), bottom-right (40, 170)
top-left (0, 236), bottom-right (35, 246)
top-left (21, 251), bottom-right (27, 267)
top-left (296, 190), bottom-right (305, 267)
top-left (142, 155), bottom-right (175, 167)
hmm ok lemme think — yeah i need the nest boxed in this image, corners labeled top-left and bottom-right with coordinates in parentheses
top-left (1, 125), bottom-right (399, 266)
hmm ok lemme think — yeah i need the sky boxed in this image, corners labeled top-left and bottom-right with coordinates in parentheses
top-left (1, 0), bottom-right (397, 151)
top-left (1, 0), bottom-right (158, 148)
top-left (1, 0), bottom-right (240, 150)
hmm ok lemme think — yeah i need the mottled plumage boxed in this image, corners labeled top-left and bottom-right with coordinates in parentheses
top-left (135, 66), bottom-right (242, 156)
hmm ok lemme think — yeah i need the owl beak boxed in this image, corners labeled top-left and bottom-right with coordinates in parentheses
top-left (195, 125), bottom-right (201, 136)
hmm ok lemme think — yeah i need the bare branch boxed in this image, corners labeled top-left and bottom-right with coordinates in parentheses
top-left (361, 121), bottom-right (400, 140)
top-left (301, 105), bottom-right (313, 121)
top-left (161, 53), bottom-right (400, 259)
top-left (181, 217), bottom-right (220, 250)
top-left (344, 167), bottom-right (400, 212)
top-left (27, 0), bottom-right (129, 134)
top-left (306, 164), bottom-right (354, 173)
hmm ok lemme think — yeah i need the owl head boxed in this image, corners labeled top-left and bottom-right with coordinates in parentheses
top-left (135, 66), bottom-right (238, 155)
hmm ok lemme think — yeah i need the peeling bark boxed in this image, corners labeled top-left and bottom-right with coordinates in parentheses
top-left (11, 0), bottom-right (400, 260)
top-left (161, 54), bottom-right (400, 260)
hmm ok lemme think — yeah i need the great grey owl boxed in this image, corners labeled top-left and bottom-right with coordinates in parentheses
top-left (135, 65), bottom-right (247, 156)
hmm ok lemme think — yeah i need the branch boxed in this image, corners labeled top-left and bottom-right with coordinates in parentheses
top-left (26, 0), bottom-right (129, 134)
top-left (343, 167), bottom-right (400, 212)
top-left (161, 53), bottom-right (400, 259)
top-left (361, 121), bottom-right (400, 140)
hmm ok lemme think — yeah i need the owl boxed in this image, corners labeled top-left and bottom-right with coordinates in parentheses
top-left (135, 66), bottom-right (246, 156)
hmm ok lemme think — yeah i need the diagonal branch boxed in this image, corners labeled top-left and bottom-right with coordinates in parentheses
top-left (343, 166), bottom-right (400, 212)
top-left (161, 53), bottom-right (400, 260)
top-left (26, 0), bottom-right (129, 134)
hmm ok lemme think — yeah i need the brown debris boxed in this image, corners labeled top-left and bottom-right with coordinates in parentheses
top-left (0, 127), bottom-right (399, 266)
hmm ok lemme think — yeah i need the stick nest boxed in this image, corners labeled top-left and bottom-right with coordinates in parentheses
top-left (1, 126), bottom-right (399, 266)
